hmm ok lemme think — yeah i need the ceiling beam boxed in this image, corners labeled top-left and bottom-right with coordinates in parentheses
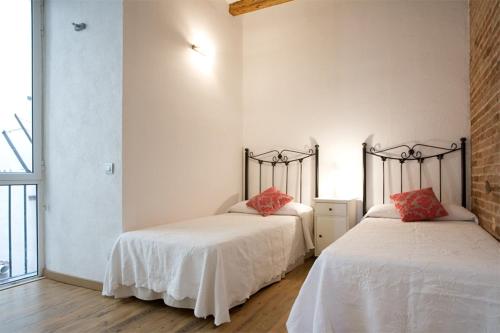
top-left (229, 0), bottom-right (293, 16)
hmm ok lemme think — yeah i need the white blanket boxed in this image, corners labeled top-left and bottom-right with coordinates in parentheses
top-left (103, 212), bottom-right (313, 325)
top-left (287, 218), bottom-right (500, 333)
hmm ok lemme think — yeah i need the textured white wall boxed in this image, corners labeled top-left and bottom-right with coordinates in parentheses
top-left (122, 0), bottom-right (243, 231)
top-left (242, 0), bottom-right (469, 210)
top-left (44, 0), bottom-right (123, 282)
top-left (42, 0), bottom-right (469, 281)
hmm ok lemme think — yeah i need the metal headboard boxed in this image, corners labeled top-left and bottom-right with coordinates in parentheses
top-left (244, 145), bottom-right (319, 203)
top-left (362, 138), bottom-right (466, 214)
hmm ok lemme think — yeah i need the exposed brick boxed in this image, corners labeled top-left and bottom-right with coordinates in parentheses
top-left (470, 0), bottom-right (500, 240)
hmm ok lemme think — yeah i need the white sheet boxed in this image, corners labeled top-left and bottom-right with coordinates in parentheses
top-left (103, 211), bottom-right (313, 325)
top-left (287, 218), bottom-right (500, 333)
top-left (228, 200), bottom-right (315, 250)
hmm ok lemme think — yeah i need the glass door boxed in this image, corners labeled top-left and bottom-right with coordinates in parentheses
top-left (0, 0), bottom-right (42, 285)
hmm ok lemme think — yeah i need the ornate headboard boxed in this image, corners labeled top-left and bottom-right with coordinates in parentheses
top-left (362, 138), bottom-right (466, 214)
top-left (244, 145), bottom-right (319, 203)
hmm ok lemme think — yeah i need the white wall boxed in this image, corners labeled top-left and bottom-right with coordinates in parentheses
top-left (44, 0), bottom-right (123, 282)
top-left (242, 0), bottom-right (469, 210)
top-left (122, 0), bottom-right (243, 231)
top-left (42, 0), bottom-right (469, 281)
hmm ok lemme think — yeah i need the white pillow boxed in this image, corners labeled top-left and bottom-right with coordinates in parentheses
top-left (227, 201), bottom-right (258, 215)
top-left (228, 200), bottom-right (312, 217)
top-left (364, 204), bottom-right (400, 219)
top-left (364, 203), bottom-right (478, 223)
top-left (433, 204), bottom-right (478, 223)
top-left (274, 201), bottom-right (313, 216)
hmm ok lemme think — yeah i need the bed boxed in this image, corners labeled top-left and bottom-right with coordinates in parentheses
top-left (103, 145), bottom-right (319, 325)
top-left (287, 138), bottom-right (500, 333)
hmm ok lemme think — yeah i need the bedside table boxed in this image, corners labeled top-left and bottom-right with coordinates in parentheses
top-left (314, 198), bottom-right (356, 256)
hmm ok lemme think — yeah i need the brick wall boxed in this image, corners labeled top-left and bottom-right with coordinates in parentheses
top-left (470, 0), bottom-right (499, 240)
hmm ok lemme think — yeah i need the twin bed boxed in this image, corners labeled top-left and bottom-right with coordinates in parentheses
top-left (103, 147), bottom-right (319, 325)
top-left (288, 138), bottom-right (500, 332)
top-left (103, 139), bottom-right (500, 331)
top-left (103, 209), bottom-right (313, 325)
top-left (287, 210), bottom-right (500, 333)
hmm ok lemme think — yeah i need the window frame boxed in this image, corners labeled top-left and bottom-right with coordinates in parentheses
top-left (0, 0), bottom-right (43, 184)
top-left (0, 0), bottom-right (44, 283)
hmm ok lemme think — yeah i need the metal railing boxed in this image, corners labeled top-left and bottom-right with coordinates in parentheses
top-left (1, 110), bottom-right (33, 173)
top-left (0, 184), bottom-right (38, 284)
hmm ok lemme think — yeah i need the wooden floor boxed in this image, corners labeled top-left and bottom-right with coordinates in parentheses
top-left (0, 258), bottom-right (313, 333)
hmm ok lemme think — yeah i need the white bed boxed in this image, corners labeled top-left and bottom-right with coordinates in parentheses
top-left (287, 211), bottom-right (500, 333)
top-left (103, 205), bottom-right (314, 325)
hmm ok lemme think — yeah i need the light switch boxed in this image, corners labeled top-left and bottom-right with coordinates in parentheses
top-left (104, 163), bottom-right (114, 175)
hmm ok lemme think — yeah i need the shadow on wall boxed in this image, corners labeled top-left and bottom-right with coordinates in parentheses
top-left (364, 134), bottom-right (375, 210)
top-left (216, 193), bottom-right (240, 214)
top-left (354, 200), bottom-right (364, 224)
top-left (308, 136), bottom-right (319, 200)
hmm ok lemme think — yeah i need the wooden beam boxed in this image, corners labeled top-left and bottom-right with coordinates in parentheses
top-left (229, 0), bottom-right (293, 16)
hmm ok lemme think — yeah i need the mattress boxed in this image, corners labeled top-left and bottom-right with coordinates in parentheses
top-left (103, 211), bottom-right (313, 325)
top-left (287, 217), bottom-right (500, 333)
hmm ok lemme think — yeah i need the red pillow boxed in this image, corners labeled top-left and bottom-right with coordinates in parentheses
top-left (390, 188), bottom-right (448, 222)
top-left (247, 187), bottom-right (293, 216)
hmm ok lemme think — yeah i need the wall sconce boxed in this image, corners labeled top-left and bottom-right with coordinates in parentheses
top-left (191, 44), bottom-right (207, 56)
top-left (72, 22), bottom-right (87, 31)
top-left (189, 35), bottom-right (215, 74)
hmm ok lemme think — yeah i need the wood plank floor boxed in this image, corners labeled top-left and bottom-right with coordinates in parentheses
top-left (0, 258), bottom-right (313, 333)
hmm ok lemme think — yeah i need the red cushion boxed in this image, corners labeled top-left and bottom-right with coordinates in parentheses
top-left (247, 187), bottom-right (293, 216)
top-left (390, 188), bottom-right (448, 222)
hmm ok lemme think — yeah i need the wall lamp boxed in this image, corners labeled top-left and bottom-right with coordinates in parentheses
top-left (72, 22), bottom-right (87, 31)
top-left (191, 44), bottom-right (207, 56)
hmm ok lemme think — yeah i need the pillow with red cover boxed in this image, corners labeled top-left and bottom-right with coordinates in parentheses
top-left (390, 187), bottom-right (448, 222)
top-left (246, 187), bottom-right (293, 216)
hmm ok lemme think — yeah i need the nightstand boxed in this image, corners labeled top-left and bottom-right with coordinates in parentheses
top-left (314, 198), bottom-right (356, 256)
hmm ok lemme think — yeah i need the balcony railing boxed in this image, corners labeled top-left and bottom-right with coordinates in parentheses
top-left (0, 184), bottom-right (38, 284)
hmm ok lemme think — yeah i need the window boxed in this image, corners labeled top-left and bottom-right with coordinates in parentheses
top-left (0, 0), bottom-right (42, 285)
top-left (0, 1), bottom-right (34, 173)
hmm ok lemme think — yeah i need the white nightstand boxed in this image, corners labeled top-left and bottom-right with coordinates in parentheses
top-left (314, 198), bottom-right (356, 256)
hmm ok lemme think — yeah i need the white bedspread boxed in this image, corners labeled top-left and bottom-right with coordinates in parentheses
top-left (103, 212), bottom-right (312, 325)
top-left (287, 218), bottom-right (500, 333)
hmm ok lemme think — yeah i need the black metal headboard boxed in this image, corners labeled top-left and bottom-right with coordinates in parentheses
top-left (244, 145), bottom-right (319, 203)
top-left (362, 138), bottom-right (466, 214)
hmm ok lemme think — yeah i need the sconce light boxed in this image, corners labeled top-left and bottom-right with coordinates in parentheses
top-left (72, 22), bottom-right (87, 31)
top-left (189, 36), bottom-right (215, 74)
top-left (191, 44), bottom-right (207, 56)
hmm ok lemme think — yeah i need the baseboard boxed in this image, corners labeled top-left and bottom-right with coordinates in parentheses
top-left (43, 269), bottom-right (102, 291)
